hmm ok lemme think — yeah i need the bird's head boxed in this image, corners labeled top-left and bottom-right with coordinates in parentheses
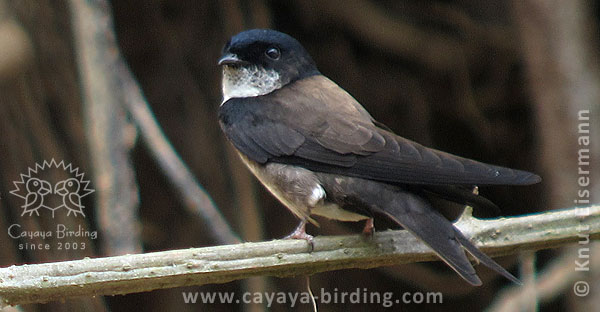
top-left (26, 178), bottom-right (52, 195)
top-left (218, 29), bottom-right (319, 103)
top-left (55, 178), bottom-right (80, 195)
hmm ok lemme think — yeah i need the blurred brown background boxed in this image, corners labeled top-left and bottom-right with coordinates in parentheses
top-left (0, 0), bottom-right (598, 311)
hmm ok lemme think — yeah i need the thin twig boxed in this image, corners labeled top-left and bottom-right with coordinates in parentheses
top-left (512, 0), bottom-right (600, 208)
top-left (487, 243), bottom-right (600, 312)
top-left (113, 8), bottom-right (240, 246)
top-left (71, 0), bottom-right (240, 245)
top-left (117, 60), bottom-right (241, 245)
top-left (0, 205), bottom-right (597, 307)
top-left (519, 252), bottom-right (538, 312)
top-left (69, 0), bottom-right (141, 255)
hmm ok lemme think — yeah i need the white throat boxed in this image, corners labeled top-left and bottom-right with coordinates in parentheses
top-left (221, 65), bottom-right (282, 104)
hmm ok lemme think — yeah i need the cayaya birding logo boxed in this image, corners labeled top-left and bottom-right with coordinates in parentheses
top-left (10, 159), bottom-right (94, 218)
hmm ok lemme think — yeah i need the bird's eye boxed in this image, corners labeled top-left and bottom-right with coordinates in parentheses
top-left (265, 47), bottom-right (280, 60)
top-left (68, 181), bottom-right (73, 186)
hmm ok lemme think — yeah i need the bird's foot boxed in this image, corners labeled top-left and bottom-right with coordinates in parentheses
top-left (284, 220), bottom-right (314, 251)
top-left (362, 218), bottom-right (375, 239)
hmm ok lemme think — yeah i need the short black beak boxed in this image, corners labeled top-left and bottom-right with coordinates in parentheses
top-left (218, 53), bottom-right (247, 66)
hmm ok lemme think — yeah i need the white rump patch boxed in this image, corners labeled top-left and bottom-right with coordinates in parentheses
top-left (308, 185), bottom-right (325, 207)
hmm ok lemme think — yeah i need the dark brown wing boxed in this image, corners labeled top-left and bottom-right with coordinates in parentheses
top-left (219, 75), bottom-right (541, 186)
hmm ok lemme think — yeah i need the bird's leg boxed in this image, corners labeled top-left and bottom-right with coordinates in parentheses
top-left (285, 219), bottom-right (312, 240)
top-left (284, 219), bottom-right (314, 250)
top-left (362, 217), bottom-right (375, 238)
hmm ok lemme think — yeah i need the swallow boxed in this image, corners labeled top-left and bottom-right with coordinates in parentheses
top-left (217, 29), bottom-right (541, 286)
top-left (22, 178), bottom-right (52, 216)
top-left (55, 178), bottom-right (85, 217)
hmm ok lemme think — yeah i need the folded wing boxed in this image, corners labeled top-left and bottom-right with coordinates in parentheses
top-left (219, 75), bottom-right (541, 187)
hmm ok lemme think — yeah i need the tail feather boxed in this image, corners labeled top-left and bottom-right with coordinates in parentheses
top-left (380, 207), bottom-right (482, 285)
top-left (419, 185), bottom-right (500, 213)
top-left (453, 228), bottom-right (522, 285)
top-left (372, 190), bottom-right (520, 286)
top-left (316, 173), bottom-right (521, 285)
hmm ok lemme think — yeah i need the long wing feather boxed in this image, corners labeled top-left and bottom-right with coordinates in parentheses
top-left (219, 76), bottom-right (540, 187)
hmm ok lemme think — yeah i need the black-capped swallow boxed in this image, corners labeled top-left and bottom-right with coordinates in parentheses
top-left (217, 29), bottom-right (541, 286)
